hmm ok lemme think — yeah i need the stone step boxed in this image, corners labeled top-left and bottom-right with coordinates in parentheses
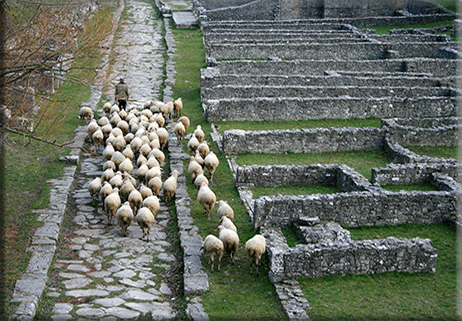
top-left (211, 58), bottom-right (459, 77)
top-left (201, 21), bottom-right (353, 32)
top-left (200, 72), bottom-right (458, 88)
top-left (201, 85), bottom-right (457, 100)
top-left (205, 41), bottom-right (457, 60)
top-left (203, 96), bottom-right (457, 122)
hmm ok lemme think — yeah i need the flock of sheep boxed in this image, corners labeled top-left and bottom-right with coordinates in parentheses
top-left (80, 97), bottom-right (266, 275)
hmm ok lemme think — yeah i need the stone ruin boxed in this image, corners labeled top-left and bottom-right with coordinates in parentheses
top-left (196, 0), bottom-right (462, 289)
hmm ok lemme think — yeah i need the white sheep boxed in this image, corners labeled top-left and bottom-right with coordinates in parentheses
top-left (163, 170), bottom-right (179, 202)
top-left (119, 157), bottom-right (133, 175)
top-left (103, 160), bottom-right (116, 171)
top-left (92, 128), bottom-right (104, 152)
top-left (194, 125), bottom-right (205, 143)
top-left (136, 207), bottom-right (155, 241)
top-left (88, 177), bottom-right (102, 205)
top-left (149, 148), bottom-right (165, 166)
top-left (139, 143), bottom-right (152, 157)
top-left (85, 119), bottom-right (99, 143)
top-left (142, 195), bottom-right (160, 216)
top-left (178, 115), bottom-right (190, 131)
top-left (148, 176), bottom-right (162, 196)
top-left (145, 166), bottom-right (161, 185)
top-left (120, 177), bottom-right (135, 202)
top-left (194, 168), bottom-right (208, 190)
top-left (174, 122), bottom-right (186, 145)
top-left (110, 151), bottom-right (126, 169)
top-left (98, 116), bottom-right (110, 127)
top-left (102, 142), bottom-right (115, 161)
top-left (218, 226), bottom-right (239, 264)
top-left (146, 155), bottom-right (160, 169)
top-left (219, 216), bottom-right (237, 233)
top-left (137, 153), bottom-right (147, 168)
top-left (104, 187), bottom-right (121, 225)
top-left (217, 200), bottom-right (234, 222)
top-left (99, 181), bottom-right (113, 201)
top-left (79, 106), bottom-right (92, 123)
top-left (115, 201), bottom-right (134, 237)
top-left (197, 182), bottom-right (216, 221)
top-left (110, 112), bottom-right (121, 127)
top-left (122, 145), bottom-right (134, 161)
top-left (245, 234), bottom-right (266, 276)
top-left (161, 100), bottom-right (174, 119)
top-left (187, 135), bottom-right (199, 155)
top-left (101, 168), bottom-right (115, 183)
top-left (102, 102), bottom-right (112, 114)
top-left (204, 151), bottom-right (219, 181)
top-left (188, 156), bottom-right (202, 183)
top-left (194, 149), bottom-right (205, 167)
top-left (139, 183), bottom-right (153, 199)
top-left (136, 162), bottom-right (149, 184)
top-left (117, 120), bottom-right (129, 135)
top-left (128, 188), bottom-right (143, 215)
top-left (201, 235), bottom-right (224, 272)
top-left (101, 123), bottom-right (113, 140)
top-left (130, 136), bottom-right (143, 155)
top-left (113, 135), bottom-right (126, 152)
top-left (197, 141), bottom-right (210, 159)
top-left (173, 97), bottom-right (183, 118)
top-left (153, 113), bottom-right (165, 128)
top-left (156, 127), bottom-right (169, 151)
top-left (109, 171), bottom-right (123, 189)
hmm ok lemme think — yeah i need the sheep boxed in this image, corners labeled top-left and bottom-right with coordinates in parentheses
top-left (150, 138), bottom-right (160, 150)
top-left (139, 183), bottom-right (153, 199)
top-left (194, 168), bottom-right (208, 190)
top-left (194, 125), bottom-right (205, 143)
top-left (245, 235), bottom-right (266, 276)
top-left (141, 108), bottom-right (153, 119)
top-left (102, 142), bottom-right (115, 161)
top-left (146, 155), bottom-right (160, 169)
top-left (103, 102), bottom-right (112, 115)
top-left (142, 195), bottom-right (160, 216)
top-left (110, 104), bottom-right (120, 115)
top-left (101, 168), bottom-right (115, 183)
top-left (85, 119), bottom-right (99, 143)
top-left (119, 157), bottom-right (133, 175)
top-left (145, 166), bottom-right (161, 185)
top-left (156, 127), bottom-right (169, 151)
top-left (130, 136), bottom-right (143, 155)
top-left (111, 151), bottom-right (125, 169)
top-left (204, 151), bottom-right (219, 181)
top-left (110, 112), bottom-right (121, 127)
top-left (109, 171), bottom-right (123, 189)
top-left (101, 124), bottom-right (113, 140)
top-left (163, 170), bottom-right (179, 202)
top-left (128, 188), bottom-right (143, 215)
top-left (139, 143), bottom-right (152, 157)
top-left (104, 187), bottom-right (121, 225)
top-left (123, 172), bottom-right (136, 187)
top-left (92, 129), bottom-right (104, 152)
top-left (197, 182), bottom-right (216, 221)
top-left (197, 141), bottom-right (210, 159)
top-left (178, 115), bottom-right (190, 131)
top-left (194, 149), bottom-right (205, 167)
top-left (99, 181), bottom-right (113, 201)
top-left (98, 116), bottom-right (110, 127)
top-left (117, 120), bottom-right (129, 135)
top-left (219, 216), bottom-right (237, 233)
top-left (173, 97), bottom-right (183, 118)
top-left (88, 177), bottom-right (102, 205)
top-left (115, 202), bottom-right (134, 237)
top-left (118, 109), bottom-right (128, 120)
top-left (187, 135), bottom-right (199, 155)
top-left (217, 200), bottom-right (234, 222)
top-left (148, 176), bottom-right (162, 196)
top-left (161, 100), bottom-right (174, 119)
top-left (137, 162), bottom-right (149, 184)
top-left (188, 156), bottom-right (202, 183)
top-left (136, 207), bottom-right (155, 241)
top-left (79, 106), bottom-right (92, 123)
top-left (113, 135), bottom-right (126, 152)
top-left (136, 153), bottom-right (147, 168)
top-left (149, 148), bottom-right (165, 165)
top-left (103, 160), bottom-right (116, 171)
top-left (124, 132), bottom-right (134, 144)
top-left (201, 235), bottom-right (224, 272)
top-left (122, 145), bottom-right (134, 161)
top-left (173, 122), bottom-right (186, 145)
top-left (120, 177), bottom-right (135, 202)
top-left (218, 226), bottom-right (239, 264)
top-left (153, 113), bottom-right (165, 128)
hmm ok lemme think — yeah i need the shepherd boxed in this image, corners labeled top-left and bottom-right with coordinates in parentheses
top-left (115, 77), bottom-right (130, 111)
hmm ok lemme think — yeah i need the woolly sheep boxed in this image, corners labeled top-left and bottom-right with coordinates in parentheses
top-left (124, 132), bottom-right (134, 144)
top-left (92, 128), bottom-right (104, 152)
top-left (245, 234), bottom-right (266, 276)
top-left (103, 102), bottom-right (112, 114)
top-left (197, 141), bottom-right (210, 159)
top-left (98, 116), bottom-right (110, 127)
top-left (79, 106), bottom-right (92, 123)
top-left (86, 119), bottom-right (99, 142)
top-left (110, 112), bottom-right (121, 127)
top-left (103, 142), bottom-right (115, 161)
top-left (110, 104), bottom-right (120, 115)
top-left (178, 115), bottom-right (190, 131)
top-left (109, 171), bottom-right (123, 189)
top-left (101, 124), bottom-right (113, 140)
top-left (153, 113), bottom-right (165, 128)
top-left (101, 168), bottom-right (115, 183)
top-left (137, 162), bottom-right (149, 184)
top-left (122, 145), bottom-right (134, 160)
top-left (136, 207), bottom-right (155, 241)
top-left (194, 125), bottom-right (205, 143)
top-left (111, 126), bottom-right (123, 137)
top-left (219, 216), bottom-right (237, 233)
top-left (118, 109), bottom-right (127, 120)
top-left (218, 226), bottom-right (239, 264)
top-left (88, 177), bottom-right (102, 205)
top-left (103, 160), bottom-right (116, 171)
top-left (128, 188), bottom-right (143, 215)
top-left (113, 135), bottom-right (126, 152)
top-left (139, 143), bottom-right (152, 157)
top-left (120, 178), bottom-right (135, 202)
top-left (139, 183), bottom-right (153, 199)
top-left (104, 187), bottom-right (121, 225)
top-left (117, 120), bottom-right (129, 135)
top-left (130, 136), bottom-right (143, 155)
top-left (217, 200), bottom-right (234, 222)
top-left (201, 235), bottom-right (224, 272)
top-left (119, 157), bottom-right (133, 175)
top-left (197, 182), bottom-right (216, 221)
top-left (173, 97), bottom-right (183, 118)
top-left (123, 172), bottom-right (136, 187)
top-left (136, 153), bottom-right (147, 168)
top-left (115, 201), bottom-right (134, 237)
top-left (194, 168), bottom-right (208, 190)
top-left (99, 181), bottom-right (113, 201)
top-left (142, 195), bottom-right (160, 216)
top-left (156, 127), bottom-right (169, 151)
top-left (150, 138), bottom-right (160, 150)
top-left (161, 100), bottom-right (174, 119)
top-left (173, 122), bottom-right (186, 145)
top-left (188, 156), bottom-right (202, 183)
top-left (141, 108), bottom-right (153, 119)
top-left (111, 151), bottom-right (125, 169)
top-left (148, 176), bottom-right (162, 196)
top-left (145, 166), bottom-right (161, 185)
top-left (146, 155), bottom-right (160, 169)
top-left (149, 148), bottom-right (165, 165)
top-left (187, 135), bottom-right (199, 155)
top-left (194, 150), bottom-right (205, 167)
top-left (163, 170), bottom-right (179, 202)
top-left (204, 151), bottom-right (219, 181)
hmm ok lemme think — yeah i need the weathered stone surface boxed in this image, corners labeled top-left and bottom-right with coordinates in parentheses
top-left (65, 289), bottom-right (110, 297)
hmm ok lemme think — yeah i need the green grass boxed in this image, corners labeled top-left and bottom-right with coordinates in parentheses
top-left (236, 150), bottom-right (393, 181)
top-left (250, 184), bottom-right (343, 198)
top-left (215, 118), bottom-right (382, 135)
top-left (369, 20), bottom-right (454, 35)
top-left (405, 145), bottom-right (459, 160)
top-left (172, 26), bottom-right (288, 320)
top-left (299, 223), bottom-right (457, 321)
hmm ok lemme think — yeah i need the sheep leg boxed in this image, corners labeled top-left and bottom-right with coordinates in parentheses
top-left (217, 252), bottom-right (222, 272)
top-left (210, 255), bottom-right (215, 273)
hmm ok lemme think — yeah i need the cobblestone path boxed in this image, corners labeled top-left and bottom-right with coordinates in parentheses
top-left (39, 0), bottom-right (180, 319)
